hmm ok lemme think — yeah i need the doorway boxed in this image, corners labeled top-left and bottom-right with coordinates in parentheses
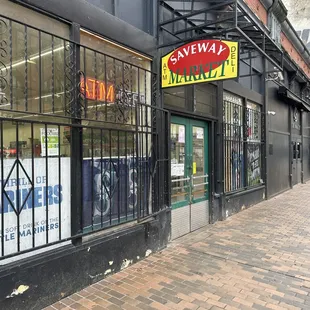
top-left (292, 140), bottom-right (302, 186)
top-left (170, 116), bottom-right (209, 240)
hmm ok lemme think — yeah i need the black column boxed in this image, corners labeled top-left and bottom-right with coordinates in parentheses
top-left (262, 57), bottom-right (269, 199)
top-left (70, 22), bottom-right (83, 245)
top-left (289, 106), bottom-right (293, 188)
top-left (215, 81), bottom-right (225, 221)
top-left (301, 110), bottom-right (304, 183)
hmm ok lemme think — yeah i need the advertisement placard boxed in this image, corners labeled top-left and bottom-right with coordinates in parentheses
top-left (0, 158), bottom-right (71, 256)
top-left (82, 157), bottom-right (150, 229)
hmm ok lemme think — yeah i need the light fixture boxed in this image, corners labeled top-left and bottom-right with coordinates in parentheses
top-left (6, 46), bottom-right (65, 69)
top-left (34, 91), bottom-right (65, 100)
top-left (266, 71), bottom-right (284, 82)
top-left (29, 46), bottom-right (65, 61)
top-left (267, 111), bottom-right (276, 115)
top-left (80, 28), bottom-right (152, 61)
top-left (11, 59), bottom-right (36, 68)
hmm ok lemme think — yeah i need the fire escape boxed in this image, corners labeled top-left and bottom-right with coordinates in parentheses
top-left (158, 0), bottom-right (283, 72)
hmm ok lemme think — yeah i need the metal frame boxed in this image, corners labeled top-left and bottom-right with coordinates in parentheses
top-left (0, 13), bottom-right (170, 260)
top-left (158, 0), bottom-right (283, 70)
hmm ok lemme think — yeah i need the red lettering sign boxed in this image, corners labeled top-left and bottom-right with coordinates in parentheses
top-left (80, 77), bottom-right (115, 103)
top-left (167, 40), bottom-right (230, 76)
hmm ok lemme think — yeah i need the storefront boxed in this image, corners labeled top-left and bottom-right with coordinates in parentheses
top-left (0, 1), bottom-right (170, 308)
top-left (160, 38), bottom-right (237, 239)
top-left (158, 0), bottom-right (279, 235)
top-left (170, 110), bottom-right (210, 239)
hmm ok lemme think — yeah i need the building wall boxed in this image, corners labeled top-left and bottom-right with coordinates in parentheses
top-left (267, 82), bottom-right (291, 197)
top-left (86, 0), bottom-right (155, 35)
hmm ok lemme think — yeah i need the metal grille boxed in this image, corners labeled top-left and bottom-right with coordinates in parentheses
top-left (223, 94), bottom-right (263, 193)
top-left (0, 15), bottom-right (170, 259)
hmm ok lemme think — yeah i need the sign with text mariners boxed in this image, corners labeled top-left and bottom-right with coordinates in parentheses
top-left (161, 40), bottom-right (239, 88)
top-left (0, 158), bottom-right (71, 256)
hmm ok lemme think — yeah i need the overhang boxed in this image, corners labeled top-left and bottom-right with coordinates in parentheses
top-left (159, 0), bottom-right (283, 70)
top-left (278, 86), bottom-right (310, 112)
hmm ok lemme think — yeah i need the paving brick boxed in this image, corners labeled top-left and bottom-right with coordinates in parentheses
top-left (108, 296), bottom-right (125, 307)
top-left (46, 183), bottom-right (310, 310)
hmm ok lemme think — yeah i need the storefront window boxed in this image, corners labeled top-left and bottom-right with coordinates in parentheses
top-left (224, 92), bottom-right (244, 192)
top-left (0, 17), bottom-right (68, 117)
top-left (0, 6), bottom-right (163, 257)
top-left (247, 102), bottom-right (262, 187)
top-left (164, 87), bottom-right (186, 110)
top-left (224, 93), bottom-right (262, 192)
top-left (79, 31), bottom-right (153, 230)
top-left (194, 84), bottom-right (216, 116)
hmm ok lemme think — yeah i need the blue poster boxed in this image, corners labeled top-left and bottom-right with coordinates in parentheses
top-left (82, 157), bottom-right (150, 230)
top-left (231, 151), bottom-right (244, 191)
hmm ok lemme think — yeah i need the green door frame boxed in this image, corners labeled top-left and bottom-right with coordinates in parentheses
top-left (171, 116), bottom-right (209, 209)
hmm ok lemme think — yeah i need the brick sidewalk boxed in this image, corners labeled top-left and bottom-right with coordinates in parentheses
top-left (47, 183), bottom-right (310, 310)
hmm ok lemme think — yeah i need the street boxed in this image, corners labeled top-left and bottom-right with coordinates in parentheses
top-left (47, 183), bottom-right (310, 310)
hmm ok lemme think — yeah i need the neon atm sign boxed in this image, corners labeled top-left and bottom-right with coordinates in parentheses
top-left (80, 77), bottom-right (146, 105)
top-left (80, 77), bottom-right (115, 102)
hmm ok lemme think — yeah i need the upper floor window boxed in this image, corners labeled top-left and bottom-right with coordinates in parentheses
top-left (269, 14), bottom-right (281, 46)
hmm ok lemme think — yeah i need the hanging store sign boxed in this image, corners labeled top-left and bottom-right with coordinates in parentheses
top-left (161, 39), bottom-right (239, 88)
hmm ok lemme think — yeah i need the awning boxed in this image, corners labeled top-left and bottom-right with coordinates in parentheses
top-left (278, 86), bottom-right (310, 112)
top-left (158, 0), bottom-right (283, 70)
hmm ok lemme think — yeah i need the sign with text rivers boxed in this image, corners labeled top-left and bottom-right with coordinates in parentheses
top-left (161, 40), bottom-right (239, 88)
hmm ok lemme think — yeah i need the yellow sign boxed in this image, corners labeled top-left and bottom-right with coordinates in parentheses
top-left (193, 162), bottom-right (197, 175)
top-left (161, 39), bottom-right (239, 88)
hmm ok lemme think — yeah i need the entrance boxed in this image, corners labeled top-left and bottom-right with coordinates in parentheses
top-left (292, 140), bottom-right (302, 186)
top-left (170, 116), bottom-right (209, 240)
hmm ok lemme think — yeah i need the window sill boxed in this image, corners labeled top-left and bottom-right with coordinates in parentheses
top-left (225, 184), bottom-right (265, 200)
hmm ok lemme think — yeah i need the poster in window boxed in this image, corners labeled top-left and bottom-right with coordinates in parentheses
top-left (40, 128), bottom-right (59, 157)
top-left (178, 126), bottom-right (185, 143)
top-left (247, 144), bottom-right (261, 185)
top-left (196, 128), bottom-right (204, 139)
top-left (0, 158), bottom-right (71, 256)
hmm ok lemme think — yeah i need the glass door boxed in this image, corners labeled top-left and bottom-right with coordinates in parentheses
top-left (170, 116), bottom-right (208, 209)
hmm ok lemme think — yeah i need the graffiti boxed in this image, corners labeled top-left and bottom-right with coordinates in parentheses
top-left (247, 144), bottom-right (261, 185)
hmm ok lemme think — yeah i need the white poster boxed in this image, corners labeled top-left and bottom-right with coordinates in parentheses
top-left (196, 128), bottom-right (204, 139)
top-left (0, 158), bottom-right (71, 256)
top-left (178, 126), bottom-right (185, 143)
top-left (171, 163), bottom-right (184, 177)
top-left (40, 128), bottom-right (59, 157)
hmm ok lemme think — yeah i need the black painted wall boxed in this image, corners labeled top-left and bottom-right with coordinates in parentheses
top-left (86, 0), bottom-right (155, 35)
top-left (303, 113), bottom-right (310, 181)
top-left (225, 187), bottom-right (265, 218)
top-left (0, 211), bottom-right (171, 310)
top-left (267, 82), bottom-right (291, 197)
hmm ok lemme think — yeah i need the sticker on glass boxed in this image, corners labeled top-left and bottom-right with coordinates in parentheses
top-left (178, 126), bottom-right (185, 143)
top-left (196, 128), bottom-right (204, 139)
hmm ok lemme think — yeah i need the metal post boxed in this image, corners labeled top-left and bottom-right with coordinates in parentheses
top-left (210, 120), bottom-right (215, 223)
top-left (301, 110), bottom-right (304, 183)
top-left (263, 57), bottom-right (269, 199)
top-left (243, 101), bottom-right (248, 188)
top-left (289, 106), bottom-right (293, 188)
top-left (70, 22), bottom-right (83, 246)
top-left (215, 81), bottom-right (225, 220)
